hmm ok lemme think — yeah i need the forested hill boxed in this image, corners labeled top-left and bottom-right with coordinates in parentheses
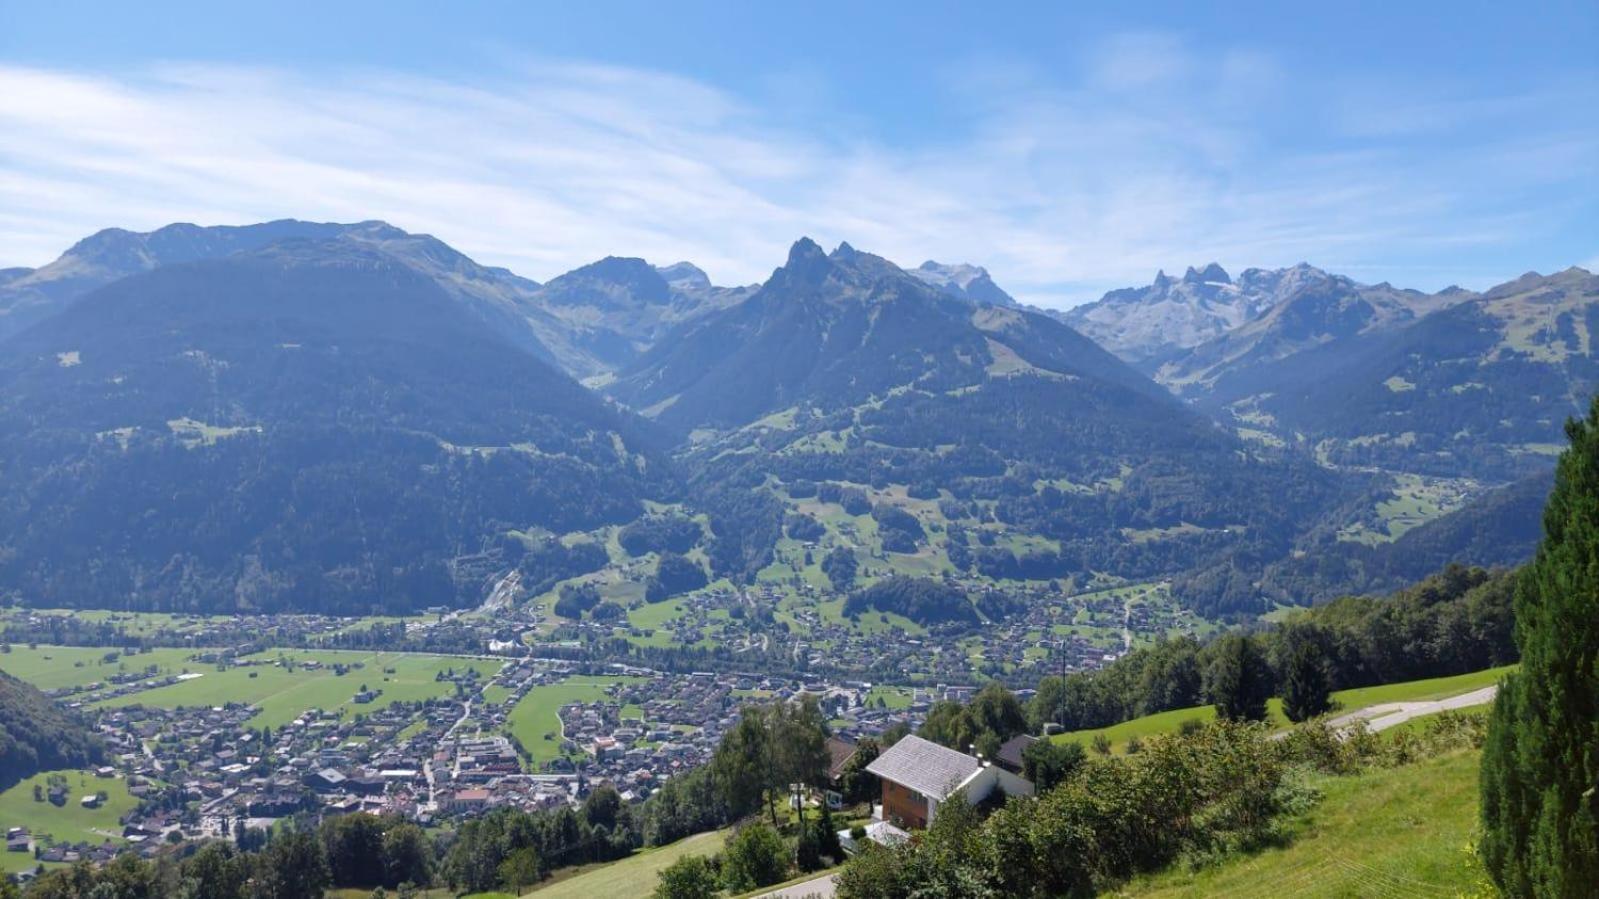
top-left (0, 669), bottom-right (104, 791)
top-left (0, 239), bottom-right (670, 615)
top-left (614, 239), bottom-right (1359, 594)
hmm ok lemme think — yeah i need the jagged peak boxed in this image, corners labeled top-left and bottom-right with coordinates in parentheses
top-left (1185, 262), bottom-right (1230, 284)
top-left (656, 261), bottom-right (711, 290)
top-left (787, 237), bottom-right (826, 265)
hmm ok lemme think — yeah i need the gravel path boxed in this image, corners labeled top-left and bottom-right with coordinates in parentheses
top-left (1326, 685), bottom-right (1498, 734)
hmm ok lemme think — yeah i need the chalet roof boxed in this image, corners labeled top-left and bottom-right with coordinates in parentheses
top-left (826, 735), bottom-right (857, 780)
top-left (995, 734), bottom-right (1037, 770)
top-left (865, 735), bottom-right (981, 801)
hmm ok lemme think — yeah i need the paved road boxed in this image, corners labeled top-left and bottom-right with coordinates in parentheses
top-left (1328, 685), bottom-right (1498, 734)
top-left (755, 873), bottom-right (838, 898)
top-left (1266, 684), bottom-right (1498, 743)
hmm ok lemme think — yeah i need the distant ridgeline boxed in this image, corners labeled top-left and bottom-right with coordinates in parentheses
top-left (0, 220), bottom-right (1584, 619)
top-left (0, 669), bottom-right (105, 791)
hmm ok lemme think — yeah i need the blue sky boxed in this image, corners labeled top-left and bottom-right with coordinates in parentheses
top-left (2, 1), bottom-right (1595, 306)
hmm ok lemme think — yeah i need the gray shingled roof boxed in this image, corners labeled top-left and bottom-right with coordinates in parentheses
top-left (865, 734), bottom-right (982, 800)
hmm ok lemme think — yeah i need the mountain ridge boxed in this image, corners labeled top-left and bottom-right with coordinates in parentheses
top-left (0, 237), bottom-right (667, 614)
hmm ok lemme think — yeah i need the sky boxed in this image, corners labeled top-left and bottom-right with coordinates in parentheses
top-left (1, 1), bottom-right (1595, 307)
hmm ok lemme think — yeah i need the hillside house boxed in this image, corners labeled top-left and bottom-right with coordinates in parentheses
top-left (865, 735), bottom-right (1033, 830)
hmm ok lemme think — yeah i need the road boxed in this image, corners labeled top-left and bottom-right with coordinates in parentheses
top-left (1326, 685), bottom-right (1498, 734)
top-left (424, 696), bottom-right (475, 810)
top-left (755, 873), bottom-right (838, 898)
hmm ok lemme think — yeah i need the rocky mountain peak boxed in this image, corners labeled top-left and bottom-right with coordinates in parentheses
top-left (656, 261), bottom-right (712, 291)
top-left (1185, 262), bottom-right (1230, 284)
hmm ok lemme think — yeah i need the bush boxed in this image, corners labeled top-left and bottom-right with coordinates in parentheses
top-left (720, 823), bottom-right (789, 893)
top-left (654, 853), bottom-right (719, 899)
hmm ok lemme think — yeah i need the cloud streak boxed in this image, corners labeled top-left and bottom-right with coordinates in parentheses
top-left (1, 38), bottom-right (1593, 306)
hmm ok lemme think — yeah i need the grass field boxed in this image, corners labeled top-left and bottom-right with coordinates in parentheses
top-left (1325, 665), bottom-right (1512, 710)
top-left (506, 676), bottom-right (646, 765)
top-left (521, 830), bottom-right (727, 898)
top-left (1052, 665), bottom-right (1514, 753)
top-left (0, 645), bottom-right (201, 693)
top-left (0, 770), bottom-right (138, 872)
top-left (92, 650), bottom-right (501, 729)
top-left (1122, 749), bottom-right (1488, 897)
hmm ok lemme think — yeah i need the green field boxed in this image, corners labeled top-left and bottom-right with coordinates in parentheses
top-left (0, 645), bottom-right (202, 693)
top-left (1324, 665), bottom-right (1512, 710)
top-left (1123, 749), bottom-right (1488, 897)
top-left (93, 650), bottom-right (501, 729)
top-left (521, 830), bottom-right (727, 898)
top-left (0, 770), bottom-right (139, 872)
top-left (506, 676), bottom-right (646, 765)
top-left (1051, 665), bottom-right (1513, 753)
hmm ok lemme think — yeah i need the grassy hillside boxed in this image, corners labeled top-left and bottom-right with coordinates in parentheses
top-left (1053, 664), bottom-right (1512, 753)
top-left (521, 830), bottom-right (727, 898)
top-left (1118, 749), bottom-right (1490, 897)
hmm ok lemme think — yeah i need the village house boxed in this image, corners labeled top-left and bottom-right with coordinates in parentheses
top-left (865, 735), bottom-right (1033, 831)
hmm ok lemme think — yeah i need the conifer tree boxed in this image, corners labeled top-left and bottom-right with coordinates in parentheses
top-left (1281, 640), bottom-right (1332, 722)
top-left (1481, 397), bottom-right (1599, 896)
top-left (1204, 634), bottom-right (1273, 722)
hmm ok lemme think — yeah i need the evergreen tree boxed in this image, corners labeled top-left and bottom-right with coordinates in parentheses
top-left (1481, 398), bottom-right (1599, 897)
top-left (1204, 634), bottom-right (1273, 722)
top-left (1280, 640), bottom-right (1332, 722)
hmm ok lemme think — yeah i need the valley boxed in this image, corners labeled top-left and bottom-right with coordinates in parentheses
top-left (0, 221), bottom-right (1585, 898)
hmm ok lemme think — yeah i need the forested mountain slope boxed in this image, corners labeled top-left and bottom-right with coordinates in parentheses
top-left (614, 239), bottom-right (1357, 597)
top-left (1228, 267), bottom-right (1598, 481)
top-left (0, 239), bottom-right (668, 614)
top-left (0, 670), bottom-right (104, 791)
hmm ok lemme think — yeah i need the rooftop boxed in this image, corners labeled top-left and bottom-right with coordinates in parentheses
top-left (865, 735), bottom-right (982, 801)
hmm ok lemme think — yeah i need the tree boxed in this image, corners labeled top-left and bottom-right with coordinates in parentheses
top-left (254, 829), bottom-right (332, 899)
top-left (713, 707), bottom-right (772, 823)
top-left (497, 846), bottom-right (542, 894)
top-left (1204, 634), bottom-right (1274, 722)
top-left (320, 812), bottom-right (386, 886)
top-left (1022, 739), bottom-right (1085, 791)
top-left (182, 841), bottom-right (250, 899)
top-left (720, 822), bottom-right (789, 893)
top-left (837, 738), bottom-right (881, 804)
top-left (1280, 640), bottom-right (1332, 722)
top-left (821, 546), bottom-right (858, 592)
top-left (654, 854), bottom-right (719, 899)
top-left (1481, 397), bottom-right (1599, 896)
top-left (771, 696), bottom-right (830, 824)
top-left (382, 822), bottom-right (433, 888)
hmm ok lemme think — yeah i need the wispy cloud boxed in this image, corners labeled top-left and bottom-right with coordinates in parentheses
top-left (0, 35), bottom-right (1593, 306)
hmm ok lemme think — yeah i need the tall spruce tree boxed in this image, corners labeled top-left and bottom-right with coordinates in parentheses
top-left (1281, 640), bottom-right (1332, 723)
top-left (1204, 634), bottom-right (1274, 722)
top-left (1480, 397), bottom-right (1599, 896)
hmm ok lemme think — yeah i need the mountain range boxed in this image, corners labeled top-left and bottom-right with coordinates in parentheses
top-left (0, 219), bottom-right (1587, 618)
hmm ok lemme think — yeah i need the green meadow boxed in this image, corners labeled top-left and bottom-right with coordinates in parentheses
top-left (0, 770), bottom-right (139, 873)
top-left (0, 645), bottom-right (202, 693)
top-left (506, 676), bottom-right (647, 765)
top-left (1124, 749), bottom-right (1487, 897)
top-left (92, 649), bottom-right (500, 730)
